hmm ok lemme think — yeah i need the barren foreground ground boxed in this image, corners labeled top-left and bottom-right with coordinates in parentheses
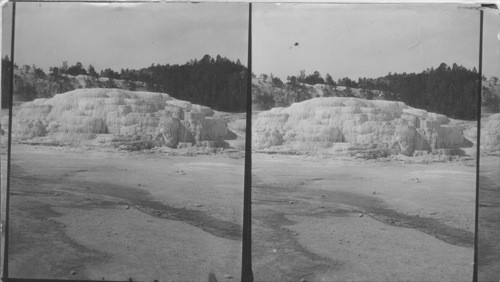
top-left (478, 155), bottom-right (500, 282)
top-left (252, 153), bottom-right (475, 281)
top-left (5, 145), bottom-right (478, 281)
top-left (7, 145), bottom-right (244, 281)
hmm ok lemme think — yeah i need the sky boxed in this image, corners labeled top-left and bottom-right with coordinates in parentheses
top-left (1, 3), bottom-right (499, 80)
top-left (1, 2), bottom-right (249, 72)
top-left (483, 8), bottom-right (500, 79)
top-left (253, 3), bottom-right (499, 81)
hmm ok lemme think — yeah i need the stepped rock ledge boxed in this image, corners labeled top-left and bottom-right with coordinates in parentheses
top-left (253, 97), bottom-right (472, 156)
top-left (8, 88), bottom-right (229, 149)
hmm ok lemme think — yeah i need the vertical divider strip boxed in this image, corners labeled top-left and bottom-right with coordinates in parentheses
top-left (1, 1), bottom-right (16, 279)
top-left (472, 8), bottom-right (483, 282)
top-left (241, 3), bottom-right (253, 282)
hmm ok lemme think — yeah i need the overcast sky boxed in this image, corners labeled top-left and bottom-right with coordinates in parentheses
top-left (2, 3), bottom-right (499, 80)
top-left (484, 8), bottom-right (500, 79)
top-left (2, 2), bottom-right (249, 72)
top-left (253, 3), bottom-right (499, 80)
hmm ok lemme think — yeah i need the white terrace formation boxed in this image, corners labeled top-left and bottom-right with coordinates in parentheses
top-left (481, 113), bottom-right (500, 152)
top-left (253, 97), bottom-right (470, 156)
top-left (11, 88), bottom-right (229, 148)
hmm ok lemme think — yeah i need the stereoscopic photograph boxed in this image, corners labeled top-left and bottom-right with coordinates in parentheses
top-left (1, 2), bottom-right (248, 280)
top-left (1, 1), bottom-right (500, 282)
top-left (251, 3), bottom-right (483, 281)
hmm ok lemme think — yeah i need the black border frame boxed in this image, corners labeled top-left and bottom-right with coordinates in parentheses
top-left (0, 2), bottom-right (496, 282)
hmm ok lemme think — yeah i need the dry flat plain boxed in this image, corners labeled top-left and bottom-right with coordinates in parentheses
top-left (252, 153), bottom-right (475, 281)
top-left (4, 143), bottom-right (478, 281)
top-left (7, 144), bottom-right (244, 281)
top-left (478, 154), bottom-right (500, 282)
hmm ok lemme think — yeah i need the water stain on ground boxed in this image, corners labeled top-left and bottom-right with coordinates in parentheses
top-left (254, 210), bottom-right (343, 281)
top-left (8, 163), bottom-right (242, 278)
top-left (252, 176), bottom-right (474, 280)
top-left (11, 164), bottom-right (242, 241)
top-left (256, 178), bottom-right (473, 247)
top-left (9, 196), bottom-right (107, 279)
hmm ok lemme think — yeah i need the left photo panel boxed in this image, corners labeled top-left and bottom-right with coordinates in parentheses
top-left (1, 2), bottom-right (248, 280)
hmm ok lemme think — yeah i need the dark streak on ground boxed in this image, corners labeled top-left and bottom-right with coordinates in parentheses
top-left (8, 163), bottom-right (242, 278)
top-left (130, 200), bottom-right (241, 241)
top-left (256, 178), bottom-right (473, 248)
top-left (59, 179), bottom-right (242, 241)
top-left (252, 176), bottom-right (474, 280)
top-left (254, 210), bottom-right (343, 281)
top-left (12, 164), bottom-right (242, 241)
top-left (8, 192), bottom-right (106, 279)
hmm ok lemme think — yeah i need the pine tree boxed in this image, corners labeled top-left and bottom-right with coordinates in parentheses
top-left (88, 64), bottom-right (98, 77)
top-left (325, 73), bottom-right (335, 86)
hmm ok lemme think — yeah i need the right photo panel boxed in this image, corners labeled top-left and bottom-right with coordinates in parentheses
top-left (252, 4), bottom-right (479, 281)
top-left (478, 8), bottom-right (500, 282)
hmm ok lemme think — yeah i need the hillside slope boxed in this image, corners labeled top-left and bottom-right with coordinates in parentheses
top-left (252, 76), bottom-right (397, 111)
top-left (12, 67), bottom-right (147, 103)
